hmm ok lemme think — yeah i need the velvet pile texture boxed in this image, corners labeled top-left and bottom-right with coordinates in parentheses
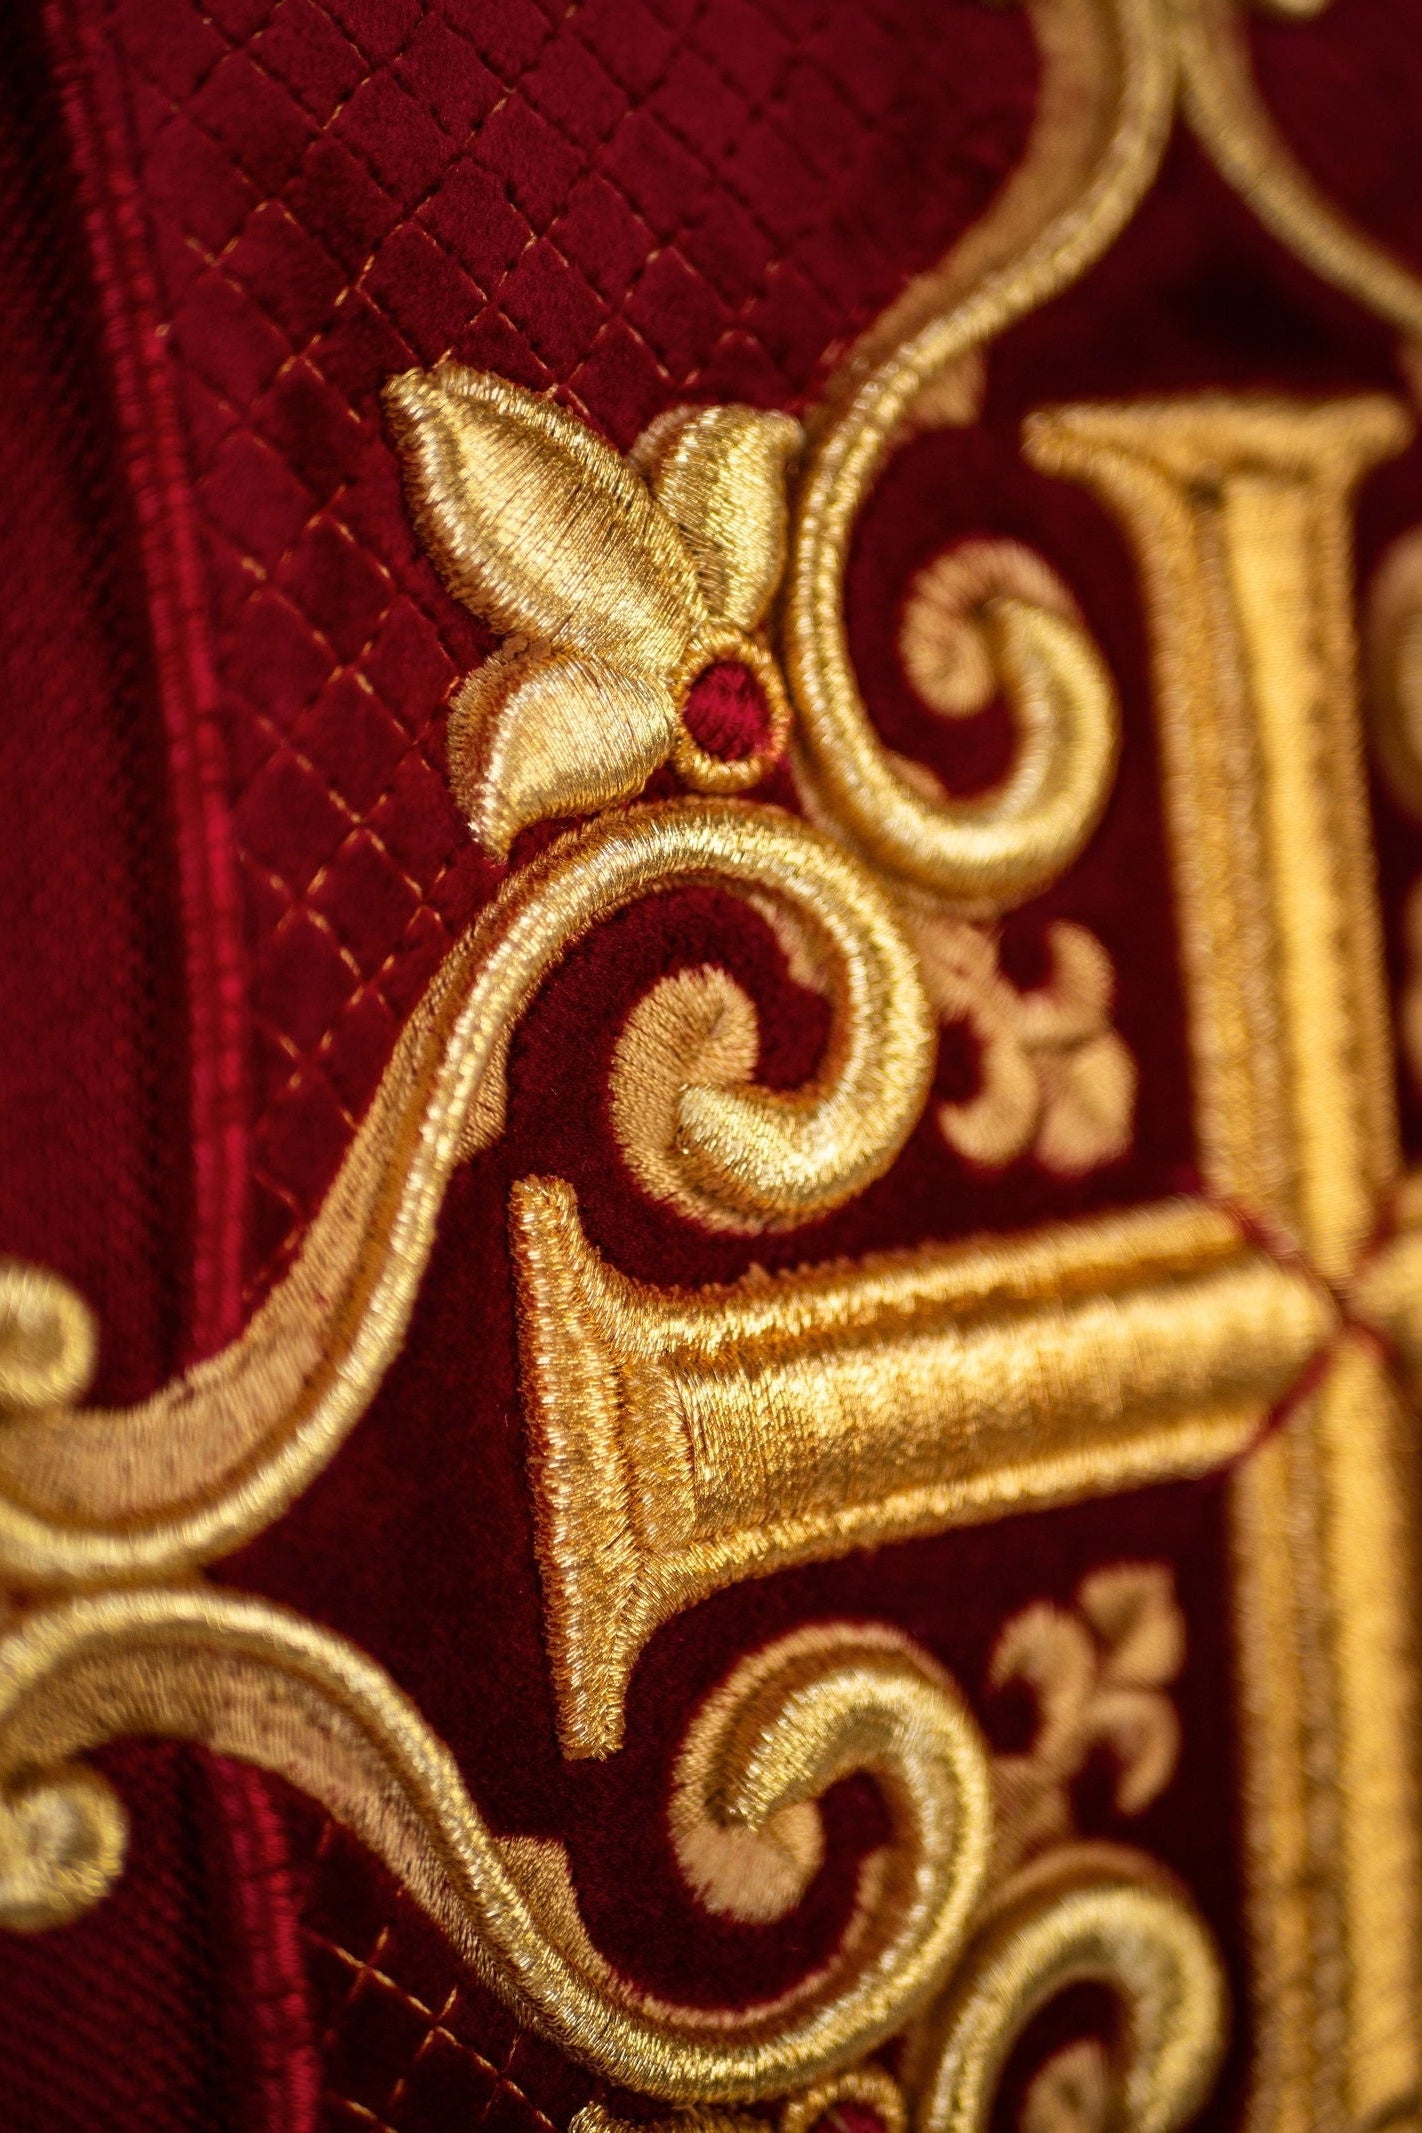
top-left (5, 0), bottom-right (1422, 2126)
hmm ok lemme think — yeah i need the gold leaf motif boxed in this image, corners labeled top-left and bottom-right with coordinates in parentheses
top-left (988, 1566), bottom-right (1185, 1881)
top-left (908, 915), bottom-right (1135, 1177)
top-left (386, 371), bottom-right (803, 853)
top-left (448, 648), bottom-right (678, 857)
top-left (385, 363), bottom-right (705, 670)
top-left (635, 404), bottom-right (802, 630)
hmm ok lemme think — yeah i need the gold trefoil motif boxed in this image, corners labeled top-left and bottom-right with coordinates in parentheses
top-left (3, 2), bottom-right (1422, 2129)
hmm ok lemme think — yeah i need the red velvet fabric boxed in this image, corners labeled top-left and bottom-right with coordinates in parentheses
top-left (7, 0), bottom-right (1422, 2126)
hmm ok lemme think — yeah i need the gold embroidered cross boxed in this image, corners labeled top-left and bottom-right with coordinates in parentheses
top-left (509, 396), bottom-right (1422, 2130)
top-left (5, 4), bottom-right (1422, 2128)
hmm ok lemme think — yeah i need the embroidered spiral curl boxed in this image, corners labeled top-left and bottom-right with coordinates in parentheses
top-left (781, 0), bottom-right (1168, 908)
top-left (904, 1845), bottom-right (1226, 2133)
top-left (0, 800), bottom-right (930, 1588)
top-left (0, 1595), bottom-right (992, 2102)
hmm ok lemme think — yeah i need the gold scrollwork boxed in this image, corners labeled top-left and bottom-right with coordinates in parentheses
top-left (1030, 392), bottom-right (1422, 2133)
top-left (1171, 0), bottom-right (1422, 345)
top-left (0, 799), bottom-right (931, 1587)
top-left (903, 1845), bottom-right (1227, 2133)
top-left (666, 1624), bottom-right (991, 1934)
top-left (8, 1), bottom-right (1422, 2121)
top-left (571, 2060), bottom-right (908, 2133)
top-left (782, 0), bottom-right (1170, 910)
top-left (0, 1594), bottom-right (999, 2103)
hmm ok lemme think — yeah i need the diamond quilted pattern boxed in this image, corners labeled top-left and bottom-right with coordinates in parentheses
top-left (299, 1816), bottom-right (597, 2133)
top-left (93, 0), bottom-right (1035, 1295)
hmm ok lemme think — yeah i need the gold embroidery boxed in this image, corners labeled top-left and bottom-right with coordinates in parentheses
top-left (1171, 0), bottom-right (1422, 343)
top-left (1030, 395), bottom-right (1422, 2133)
top-left (632, 406), bottom-right (801, 638)
top-left (0, 1594), bottom-right (998, 2102)
top-left (989, 1566), bottom-right (1184, 1882)
top-left (898, 542), bottom-right (1084, 723)
top-left (1366, 525), bottom-right (1422, 824)
top-left (0, 799), bottom-right (931, 1584)
top-left (571, 2058), bottom-right (908, 2133)
top-left (512, 1176), bottom-right (1331, 1757)
top-left (666, 1625), bottom-right (990, 1934)
top-left (1020, 2039), bottom-right (1111, 2133)
top-left (906, 915), bottom-right (1135, 1176)
top-left (384, 368), bottom-right (800, 851)
top-left (4, 0), bottom-right (1422, 2115)
top-left (610, 967), bottom-right (761, 1229)
top-left (904, 1846), bottom-right (1226, 2133)
top-left (0, 1263), bottom-right (97, 1413)
top-left (782, 0), bottom-right (1167, 909)
top-left (1363, 528), bottom-right (1422, 1100)
top-left (778, 2066), bottom-right (907, 2133)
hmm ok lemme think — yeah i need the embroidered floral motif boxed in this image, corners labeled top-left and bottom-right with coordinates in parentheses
top-left (987, 1566), bottom-right (1184, 1881)
top-left (4, 4), bottom-right (1422, 2128)
top-left (908, 914), bottom-right (1135, 1176)
top-left (384, 369), bottom-right (798, 853)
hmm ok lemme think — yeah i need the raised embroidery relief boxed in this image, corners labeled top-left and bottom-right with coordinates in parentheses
top-left (5, 4), bottom-right (1422, 2130)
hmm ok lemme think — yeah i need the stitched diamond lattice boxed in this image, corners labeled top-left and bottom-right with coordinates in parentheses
top-left (103, 0), bottom-right (1037, 1291)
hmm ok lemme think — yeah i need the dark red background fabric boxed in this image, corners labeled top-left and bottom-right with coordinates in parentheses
top-left (6, 0), bottom-right (1422, 2126)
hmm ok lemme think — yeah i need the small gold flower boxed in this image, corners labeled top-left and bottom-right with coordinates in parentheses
top-left (384, 366), bottom-right (799, 855)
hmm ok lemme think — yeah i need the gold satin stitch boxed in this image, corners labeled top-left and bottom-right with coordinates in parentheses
top-left (3, 4), bottom-right (1422, 2130)
top-left (512, 1175), bottom-right (1330, 1759)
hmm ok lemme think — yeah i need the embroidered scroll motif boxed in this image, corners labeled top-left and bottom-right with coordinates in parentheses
top-left (5, 2), bottom-right (1422, 2129)
top-left (901, 1561), bottom-right (1219, 2133)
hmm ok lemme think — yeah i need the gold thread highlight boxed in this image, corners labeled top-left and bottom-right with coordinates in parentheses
top-left (906, 914), bottom-right (1136, 1177)
top-left (385, 368), bottom-right (801, 851)
top-left (1172, 0), bottom-right (1422, 344)
top-left (1030, 391), bottom-right (1422, 2133)
top-left (904, 1845), bottom-right (1227, 2133)
top-left (512, 1177), bottom-right (1332, 1757)
top-left (0, 800), bottom-right (931, 1586)
top-left (0, 1593), bottom-right (995, 2102)
top-left (782, 0), bottom-right (1170, 908)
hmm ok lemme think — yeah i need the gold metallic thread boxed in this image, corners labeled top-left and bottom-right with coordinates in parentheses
top-left (1020, 2039), bottom-right (1112, 2133)
top-left (1172, 0), bottom-right (1422, 345)
top-left (0, 800), bottom-right (931, 1586)
top-left (906, 913), bottom-right (1136, 1177)
top-left (782, 0), bottom-right (1169, 908)
top-left (0, 1593), bottom-right (995, 2103)
top-left (1366, 525), bottom-right (1422, 824)
top-left (7, 4), bottom-right (1422, 2119)
top-left (512, 1176), bottom-right (1332, 1758)
top-left (989, 1566), bottom-right (1185, 1883)
top-left (1031, 394), bottom-right (1422, 2133)
top-left (570, 2058), bottom-right (907, 2133)
top-left (384, 368), bottom-right (801, 852)
top-left (897, 542), bottom-right (1083, 722)
top-left (904, 1845), bottom-right (1227, 2133)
